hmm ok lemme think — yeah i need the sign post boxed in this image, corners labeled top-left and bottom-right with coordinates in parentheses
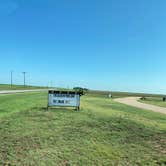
top-left (47, 90), bottom-right (82, 110)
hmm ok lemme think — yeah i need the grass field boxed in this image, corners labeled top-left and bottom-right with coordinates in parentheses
top-left (0, 84), bottom-right (47, 90)
top-left (86, 90), bottom-right (164, 98)
top-left (0, 92), bottom-right (166, 165)
top-left (139, 97), bottom-right (166, 108)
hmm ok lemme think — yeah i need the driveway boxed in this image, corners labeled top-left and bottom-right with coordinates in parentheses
top-left (114, 97), bottom-right (166, 115)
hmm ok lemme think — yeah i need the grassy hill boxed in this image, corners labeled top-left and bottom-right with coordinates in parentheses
top-left (0, 92), bottom-right (165, 165)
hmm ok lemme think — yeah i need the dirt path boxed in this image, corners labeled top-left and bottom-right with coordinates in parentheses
top-left (114, 97), bottom-right (166, 114)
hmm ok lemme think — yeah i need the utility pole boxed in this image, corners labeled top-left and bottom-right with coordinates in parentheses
top-left (22, 72), bottom-right (27, 87)
top-left (10, 71), bottom-right (13, 87)
top-left (50, 81), bottom-right (53, 88)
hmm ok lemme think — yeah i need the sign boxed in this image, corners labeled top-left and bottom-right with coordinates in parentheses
top-left (108, 94), bottom-right (112, 98)
top-left (47, 90), bottom-right (82, 110)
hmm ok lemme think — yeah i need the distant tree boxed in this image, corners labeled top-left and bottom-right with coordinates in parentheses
top-left (83, 88), bottom-right (89, 91)
top-left (73, 87), bottom-right (82, 90)
top-left (73, 87), bottom-right (89, 95)
top-left (140, 97), bottom-right (146, 100)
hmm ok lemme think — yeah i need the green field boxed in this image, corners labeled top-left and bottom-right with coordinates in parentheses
top-left (0, 92), bottom-right (166, 165)
top-left (0, 84), bottom-right (47, 90)
top-left (86, 90), bottom-right (164, 99)
top-left (139, 97), bottom-right (166, 108)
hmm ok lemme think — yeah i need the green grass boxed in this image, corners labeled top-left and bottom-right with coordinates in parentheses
top-left (0, 84), bottom-right (47, 90)
top-left (86, 90), bottom-right (164, 99)
top-left (139, 97), bottom-right (166, 108)
top-left (0, 92), bottom-right (166, 165)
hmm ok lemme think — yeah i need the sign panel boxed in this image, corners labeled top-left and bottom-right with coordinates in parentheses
top-left (48, 90), bottom-right (81, 109)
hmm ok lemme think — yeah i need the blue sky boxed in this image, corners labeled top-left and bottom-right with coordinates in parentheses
top-left (0, 0), bottom-right (166, 93)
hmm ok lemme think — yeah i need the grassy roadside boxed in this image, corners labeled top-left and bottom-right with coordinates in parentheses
top-left (139, 97), bottom-right (166, 108)
top-left (0, 84), bottom-right (47, 91)
top-left (0, 92), bottom-right (165, 165)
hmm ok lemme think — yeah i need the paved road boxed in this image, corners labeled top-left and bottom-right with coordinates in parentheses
top-left (114, 97), bottom-right (166, 115)
top-left (0, 89), bottom-right (48, 94)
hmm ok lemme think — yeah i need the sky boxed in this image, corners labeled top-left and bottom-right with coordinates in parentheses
top-left (0, 0), bottom-right (166, 94)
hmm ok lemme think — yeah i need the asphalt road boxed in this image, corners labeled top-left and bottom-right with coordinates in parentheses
top-left (0, 89), bottom-right (48, 94)
top-left (114, 97), bottom-right (166, 115)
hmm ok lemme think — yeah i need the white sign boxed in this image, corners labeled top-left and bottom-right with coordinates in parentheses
top-left (108, 94), bottom-right (112, 98)
top-left (48, 90), bottom-right (81, 109)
